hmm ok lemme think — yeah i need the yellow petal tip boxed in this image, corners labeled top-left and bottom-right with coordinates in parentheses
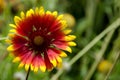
top-left (40, 66), bottom-right (46, 72)
top-left (13, 57), bottom-right (20, 63)
top-left (7, 45), bottom-right (14, 52)
top-left (66, 47), bottom-right (72, 53)
top-left (25, 64), bottom-right (30, 71)
top-left (60, 51), bottom-right (67, 57)
top-left (18, 63), bottom-right (24, 68)
top-left (68, 42), bottom-right (76, 46)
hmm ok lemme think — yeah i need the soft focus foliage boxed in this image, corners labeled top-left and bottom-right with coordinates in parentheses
top-left (0, 0), bottom-right (120, 80)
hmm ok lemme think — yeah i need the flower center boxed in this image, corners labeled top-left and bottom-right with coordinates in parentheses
top-left (33, 36), bottom-right (44, 46)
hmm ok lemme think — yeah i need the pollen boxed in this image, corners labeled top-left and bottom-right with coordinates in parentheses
top-left (34, 36), bottom-right (44, 46)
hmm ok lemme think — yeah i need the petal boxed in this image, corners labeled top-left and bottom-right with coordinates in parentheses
top-left (64, 35), bottom-right (76, 41)
top-left (9, 24), bottom-right (17, 28)
top-left (8, 33), bottom-right (15, 38)
top-left (40, 65), bottom-right (46, 72)
top-left (44, 52), bottom-right (53, 71)
top-left (13, 57), bottom-right (20, 63)
top-left (20, 11), bottom-right (25, 19)
top-left (60, 20), bottom-right (67, 30)
top-left (53, 41), bottom-right (68, 50)
top-left (59, 51), bottom-right (67, 57)
top-left (25, 64), bottom-right (30, 71)
top-left (9, 29), bottom-right (16, 33)
top-left (46, 11), bottom-right (52, 15)
top-left (35, 7), bottom-right (39, 14)
top-left (39, 6), bottom-right (45, 16)
top-left (7, 45), bottom-right (14, 52)
top-left (56, 56), bottom-right (62, 63)
top-left (14, 16), bottom-right (21, 25)
top-left (52, 11), bottom-right (58, 17)
top-left (30, 64), bottom-right (34, 71)
top-left (6, 39), bottom-right (12, 44)
top-left (18, 62), bottom-right (24, 68)
top-left (47, 49), bottom-right (61, 67)
top-left (32, 55), bottom-right (46, 72)
top-left (65, 46), bottom-right (72, 53)
top-left (26, 9), bottom-right (34, 17)
top-left (57, 14), bottom-right (63, 20)
top-left (68, 41), bottom-right (76, 46)
top-left (20, 52), bottom-right (31, 64)
top-left (25, 52), bottom-right (33, 64)
top-left (34, 67), bottom-right (38, 72)
top-left (63, 29), bottom-right (72, 34)
top-left (57, 62), bottom-right (62, 68)
top-left (29, 9), bottom-right (34, 14)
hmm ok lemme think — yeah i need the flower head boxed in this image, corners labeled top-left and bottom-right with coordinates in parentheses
top-left (7, 7), bottom-right (76, 72)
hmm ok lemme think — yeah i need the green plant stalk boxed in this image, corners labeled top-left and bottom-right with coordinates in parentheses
top-left (69, 18), bottom-right (120, 66)
top-left (50, 18), bottom-right (120, 80)
top-left (26, 67), bottom-right (30, 80)
top-left (84, 30), bottom-right (115, 80)
top-left (104, 52), bottom-right (120, 80)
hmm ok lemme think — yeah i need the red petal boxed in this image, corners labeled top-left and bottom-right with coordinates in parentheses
top-left (32, 54), bottom-right (45, 67)
top-left (44, 52), bottom-right (53, 70)
top-left (53, 41), bottom-right (68, 50)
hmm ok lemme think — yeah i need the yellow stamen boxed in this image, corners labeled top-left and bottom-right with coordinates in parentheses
top-left (34, 36), bottom-right (44, 46)
top-left (68, 42), bottom-right (76, 46)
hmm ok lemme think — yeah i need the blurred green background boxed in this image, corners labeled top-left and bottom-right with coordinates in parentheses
top-left (0, 0), bottom-right (120, 80)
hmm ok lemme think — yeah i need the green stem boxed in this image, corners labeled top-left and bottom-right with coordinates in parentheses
top-left (84, 30), bottom-right (114, 80)
top-left (26, 67), bottom-right (30, 80)
top-left (69, 18), bottom-right (120, 66)
top-left (104, 52), bottom-right (120, 80)
top-left (50, 18), bottom-right (120, 80)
